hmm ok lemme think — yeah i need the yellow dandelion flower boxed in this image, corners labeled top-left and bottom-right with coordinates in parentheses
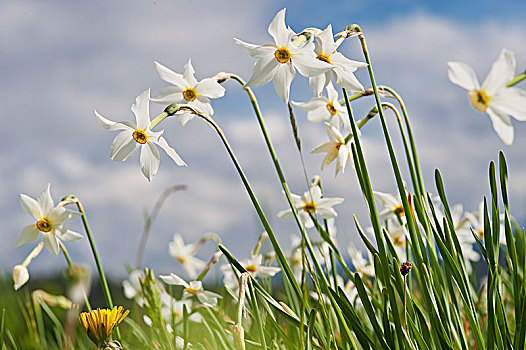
top-left (79, 306), bottom-right (129, 346)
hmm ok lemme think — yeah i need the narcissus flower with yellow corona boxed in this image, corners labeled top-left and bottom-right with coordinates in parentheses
top-left (448, 49), bottom-right (526, 145)
top-left (96, 89), bottom-right (187, 181)
top-left (79, 306), bottom-right (129, 347)
top-left (16, 184), bottom-right (82, 256)
top-left (235, 8), bottom-right (331, 103)
top-left (151, 59), bottom-right (226, 125)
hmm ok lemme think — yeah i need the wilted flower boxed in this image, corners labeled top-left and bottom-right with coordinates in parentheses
top-left (235, 8), bottom-right (331, 103)
top-left (293, 82), bottom-right (351, 133)
top-left (168, 233), bottom-right (207, 279)
top-left (159, 273), bottom-right (221, 307)
top-left (448, 49), bottom-right (526, 145)
top-left (96, 89), bottom-right (187, 181)
top-left (309, 24), bottom-right (367, 96)
top-left (278, 185), bottom-right (344, 228)
top-left (16, 184), bottom-right (81, 256)
top-left (310, 123), bottom-right (353, 176)
top-left (151, 59), bottom-right (226, 125)
top-left (79, 306), bottom-right (129, 347)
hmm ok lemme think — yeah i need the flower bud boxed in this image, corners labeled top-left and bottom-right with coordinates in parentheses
top-left (400, 261), bottom-right (412, 276)
top-left (13, 265), bottom-right (29, 290)
top-left (233, 324), bottom-right (245, 350)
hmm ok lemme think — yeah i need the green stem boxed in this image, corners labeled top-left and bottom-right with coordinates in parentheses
top-left (61, 197), bottom-right (114, 310)
top-left (506, 71), bottom-right (526, 87)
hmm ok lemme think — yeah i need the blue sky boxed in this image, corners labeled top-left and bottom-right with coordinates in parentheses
top-left (1, 0), bottom-right (525, 281)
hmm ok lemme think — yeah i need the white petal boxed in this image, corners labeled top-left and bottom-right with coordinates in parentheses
top-left (293, 98), bottom-right (326, 112)
top-left (332, 65), bottom-right (364, 92)
top-left (197, 291), bottom-right (220, 307)
top-left (131, 89), bottom-right (151, 130)
top-left (320, 150), bottom-right (338, 171)
top-left (140, 142), bottom-right (161, 181)
top-left (326, 82), bottom-right (339, 101)
top-left (331, 52), bottom-right (367, 70)
top-left (183, 59), bottom-right (198, 87)
top-left (491, 87), bottom-right (526, 121)
top-left (196, 78), bottom-right (225, 98)
top-left (309, 73), bottom-right (330, 96)
top-left (268, 9), bottom-right (293, 47)
top-left (110, 131), bottom-right (139, 161)
top-left (47, 207), bottom-right (70, 225)
top-left (277, 209), bottom-right (294, 219)
top-left (482, 49), bottom-right (515, 96)
top-left (317, 197), bottom-right (344, 207)
top-left (178, 113), bottom-right (196, 126)
top-left (153, 136), bottom-right (187, 166)
top-left (42, 232), bottom-right (59, 256)
top-left (307, 108), bottom-right (330, 123)
top-left (193, 97), bottom-right (214, 116)
top-left (96, 110), bottom-right (136, 131)
top-left (154, 61), bottom-right (186, 87)
top-left (273, 63), bottom-right (295, 103)
top-left (159, 273), bottom-right (189, 287)
top-left (150, 86), bottom-right (184, 105)
top-left (336, 146), bottom-right (349, 175)
top-left (293, 51), bottom-right (331, 78)
top-left (447, 62), bottom-right (480, 91)
top-left (316, 25), bottom-right (337, 55)
top-left (20, 194), bottom-right (41, 219)
top-left (316, 206), bottom-right (338, 218)
top-left (58, 229), bottom-right (83, 242)
top-left (310, 141), bottom-right (337, 154)
top-left (37, 184), bottom-right (53, 217)
top-left (16, 225), bottom-right (40, 248)
top-left (245, 55), bottom-right (279, 88)
top-left (487, 107), bottom-right (514, 145)
top-left (233, 39), bottom-right (276, 59)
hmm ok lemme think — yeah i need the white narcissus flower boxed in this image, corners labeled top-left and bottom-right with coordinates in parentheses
top-left (151, 59), bottom-right (226, 125)
top-left (234, 8), bottom-right (331, 103)
top-left (310, 123), bottom-right (353, 176)
top-left (293, 82), bottom-right (351, 133)
top-left (277, 185), bottom-right (344, 229)
top-left (448, 49), bottom-right (526, 145)
top-left (168, 234), bottom-right (207, 279)
top-left (16, 184), bottom-right (82, 256)
top-left (309, 24), bottom-right (367, 96)
top-left (159, 273), bottom-right (221, 307)
top-left (373, 190), bottom-right (405, 222)
top-left (222, 254), bottom-right (281, 290)
top-left (96, 89), bottom-right (187, 181)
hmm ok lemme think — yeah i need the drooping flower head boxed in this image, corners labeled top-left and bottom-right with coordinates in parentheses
top-left (309, 24), bottom-right (367, 96)
top-left (16, 184), bottom-right (82, 256)
top-left (79, 306), bottom-right (129, 347)
top-left (310, 123), bottom-right (354, 176)
top-left (96, 89), bottom-right (187, 181)
top-left (448, 49), bottom-right (526, 145)
top-left (151, 59), bottom-right (226, 125)
top-left (235, 8), bottom-right (331, 103)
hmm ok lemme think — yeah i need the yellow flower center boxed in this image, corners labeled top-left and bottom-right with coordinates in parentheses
top-left (468, 89), bottom-right (490, 112)
top-left (392, 233), bottom-right (406, 247)
top-left (478, 229), bottom-right (484, 239)
top-left (302, 201), bottom-right (317, 214)
top-left (176, 256), bottom-right (186, 264)
top-left (392, 205), bottom-right (405, 217)
top-left (274, 47), bottom-right (292, 64)
top-left (316, 53), bottom-right (332, 64)
top-left (36, 219), bottom-right (52, 232)
top-left (245, 265), bottom-right (257, 273)
top-left (182, 88), bottom-right (197, 102)
top-left (132, 129), bottom-right (148, 144)
top-left (326, 102), bottom-right (337, 116)
top-left (185, 287), bottom-right (199, 295)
